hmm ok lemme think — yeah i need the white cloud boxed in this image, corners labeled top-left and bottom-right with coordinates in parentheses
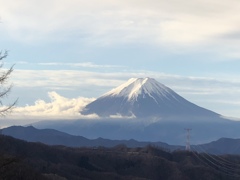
top-left (109, 113), bottom-right (136, 119)
top-left (12, 69), bottom-right (125, 88)
top-left (37, 62), bottom-right (124, 68)
top-left (1, 0), bottom-right (240, 56)
top-left (8, 91), bottom-right (97, 119)
top-left (11, 69), bottom-right (240, 96)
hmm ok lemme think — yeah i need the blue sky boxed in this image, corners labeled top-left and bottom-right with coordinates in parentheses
top-left (1, 0), bottom-right (240, 122)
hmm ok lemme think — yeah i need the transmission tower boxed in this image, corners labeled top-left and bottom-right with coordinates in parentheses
top-left (185, 128), bottom-right (192, 151)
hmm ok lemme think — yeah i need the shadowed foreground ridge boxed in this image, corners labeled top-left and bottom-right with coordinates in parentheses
top-left (0, 134), bottom-right (239, 180)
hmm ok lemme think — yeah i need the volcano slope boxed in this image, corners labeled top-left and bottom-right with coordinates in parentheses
top-left (81, 77), bottom-right (219, 119)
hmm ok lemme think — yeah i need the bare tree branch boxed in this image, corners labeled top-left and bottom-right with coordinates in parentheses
top-left (0, 65), bottom-right (14, 85)
top-left (0, 50), bottom-right (17, 116)
top-left (0, 51), bottom-right (8, 60)
top-left (0, 100), bottom-right (17, 116)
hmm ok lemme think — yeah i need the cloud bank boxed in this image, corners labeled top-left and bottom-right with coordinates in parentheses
top-left (8, 91), bottom-right (97, 119)
top-left (1, 0), bottom-right (240, 56)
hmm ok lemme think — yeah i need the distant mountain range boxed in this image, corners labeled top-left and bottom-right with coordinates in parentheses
top-left (1, 125), bottom-right (177, 149)
top-left (2, 125), bottom-right (240, 155)
top-left (81, 77), bottom-right (219, 119)
top-left (196, 138), bottom-right (240, 155)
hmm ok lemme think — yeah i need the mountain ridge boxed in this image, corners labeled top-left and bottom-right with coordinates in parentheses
top-left (1, 125), bottom-right (173, 148)
top-left (3, 125), bottom-right (240, 155)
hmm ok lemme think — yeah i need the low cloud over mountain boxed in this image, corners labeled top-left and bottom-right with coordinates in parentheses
top-left (8, 91), bottom-right (96, 120)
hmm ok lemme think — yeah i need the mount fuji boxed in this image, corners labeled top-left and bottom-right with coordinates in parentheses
top-left (35, 78), bottom-right (240, 144)
top-left (81, 77), bottom-right (219, 119)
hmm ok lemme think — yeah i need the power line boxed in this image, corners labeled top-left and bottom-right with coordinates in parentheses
top-left (195, 145), bottom-right (240, 168)
top-left (191, 146), bottom-right (240, 178)
top-left (182, 127), bottom-right (240, 178)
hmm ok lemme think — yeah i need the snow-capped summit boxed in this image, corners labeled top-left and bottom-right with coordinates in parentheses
top-left (102, 77), bottom-right (173, 101)
top-left (81, 78), bottom-right (219, 119)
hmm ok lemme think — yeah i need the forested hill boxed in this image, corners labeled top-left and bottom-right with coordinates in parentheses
top-left (0, 135), bottom-right (240, 179)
